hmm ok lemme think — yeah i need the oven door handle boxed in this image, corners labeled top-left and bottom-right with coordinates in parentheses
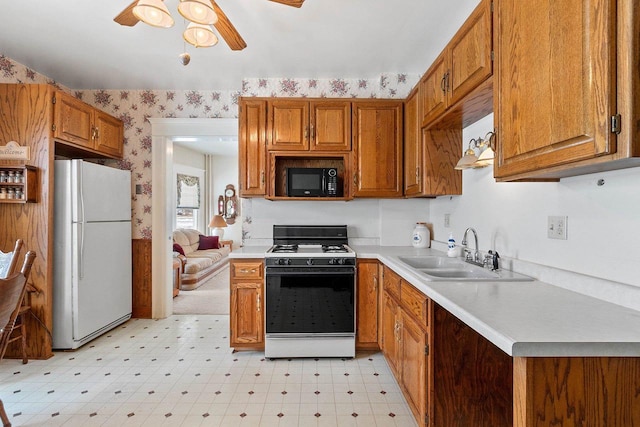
top-left (266, 268), bottom-right (355, 276)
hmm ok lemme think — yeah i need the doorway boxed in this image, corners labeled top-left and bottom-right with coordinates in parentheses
top-left (150, 118), bottom-right (238, 318)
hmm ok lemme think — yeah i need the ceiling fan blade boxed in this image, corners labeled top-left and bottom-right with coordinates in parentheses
top-left (211, 1), bottom-right (247, 51)
top-left (269, 0), bottom-right (305, 7)
top-left (114, 0), bottom-right (140, 26)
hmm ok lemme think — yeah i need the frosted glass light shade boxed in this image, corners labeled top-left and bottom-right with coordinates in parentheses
top-left (178, 0), bottom-right (218, 25)
top-left (474, 146), bottom-right (495, 167)
top-left (183, 22), bottom-right (218, 47)
top-left (133, 0), bottom-right (174, 28)
top-left (455, 148), bottom-right (478, 170)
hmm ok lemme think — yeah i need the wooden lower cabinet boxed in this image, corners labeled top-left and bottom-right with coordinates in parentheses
top-left (229, 259), bottom-right (264, 350)
top-left (381, 266), bottom-right (431, 426)
top-left (131, 239), bottom-right (152, 319)
top-left (356, 259), bottom-right (379, 350)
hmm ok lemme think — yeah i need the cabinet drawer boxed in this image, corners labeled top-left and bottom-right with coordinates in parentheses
top-left (231, 261), bottom-right (264, 280)
top-left (400, 280), bottom-right (429, 326)
top-left (382, 266), bottom-right (401, 300)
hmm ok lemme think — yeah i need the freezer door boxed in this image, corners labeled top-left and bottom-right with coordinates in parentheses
top-left (72, 159), bottom-right (131, 223)
top-left (72, 221), bottom-right (132, 342)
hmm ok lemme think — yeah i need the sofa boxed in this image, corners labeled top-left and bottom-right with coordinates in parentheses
top-left (172, 228), bottom-right (230, 290)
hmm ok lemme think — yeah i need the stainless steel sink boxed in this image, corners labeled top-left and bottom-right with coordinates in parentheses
top-left (397, 256), bottom-right (533, 282)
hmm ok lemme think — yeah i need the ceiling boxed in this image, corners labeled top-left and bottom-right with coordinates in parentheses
top-left (0, 0), bottom-right (479, 91)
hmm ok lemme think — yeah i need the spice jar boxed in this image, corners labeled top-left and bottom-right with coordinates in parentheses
top-left (0, 188), bottom-right (6, 199)
top-left (7, 171), bottom-right (15, 183)
top-left (15, 188), bottom-right (23, 200)
top-left (0, 171), bottom-right (6, 183)
top-left (15, 170), bottom-right (23, 183)
top-left (7, 188), bottom-right (15, 199)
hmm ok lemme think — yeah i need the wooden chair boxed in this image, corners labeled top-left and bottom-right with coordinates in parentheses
top-left (0, 270), bottom-right (30, 427)
top-left (0, 239), bottom-right (23, 279)
top-left (0, 252), bottom-right (35, 364)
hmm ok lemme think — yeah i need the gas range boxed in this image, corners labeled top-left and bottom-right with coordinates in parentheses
top-left (265, 225), bottom-right (356, 266)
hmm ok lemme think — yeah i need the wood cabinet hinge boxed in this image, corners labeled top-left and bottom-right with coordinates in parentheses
top-left (491, 50), bottom-right (494, 62)
top-left (52, 124), bottom-right (56, 132)
top-left (425, 414), bottom-right (430, 425)
top-left (425, 344), bottom-right (429, 356)
top-left (611, 114), bottom-right (621, 134)
top-left (52, 95), bottom-right (56, 104)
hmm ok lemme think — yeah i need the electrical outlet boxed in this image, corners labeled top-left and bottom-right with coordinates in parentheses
top-left (547, 216), bottom-right (568, 240)
top-left (444, 213), bottom-right (451, 228)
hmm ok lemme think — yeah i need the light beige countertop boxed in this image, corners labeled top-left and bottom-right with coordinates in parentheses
top-left (231, 244), bottom-right (640, 357)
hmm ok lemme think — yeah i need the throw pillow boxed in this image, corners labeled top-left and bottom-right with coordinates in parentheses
top-left (198, 235), bottom-right (219, 250)
top-left (172, 243), bottom-right (185, 256)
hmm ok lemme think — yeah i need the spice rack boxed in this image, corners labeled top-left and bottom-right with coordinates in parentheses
top-left (0, 165), bottom-right (37, 203)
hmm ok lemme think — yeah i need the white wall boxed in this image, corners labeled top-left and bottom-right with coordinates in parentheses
top-left (242, 198), bottom-right (431, 247)
top-left (429, 114), bottom-right (640, 289)
top-left (211, 155), bottom-right (241, 247)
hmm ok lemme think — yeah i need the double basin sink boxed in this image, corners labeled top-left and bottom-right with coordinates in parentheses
top-left (397, 256), bottom-right (533, 282)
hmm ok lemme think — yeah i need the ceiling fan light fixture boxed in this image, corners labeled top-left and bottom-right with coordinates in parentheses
top-left (178, 0), bottom-right (218, 25)
top-left (133, 0), bottom-right (174, 28)
top-left (183, 22), bottom-right (219, 47)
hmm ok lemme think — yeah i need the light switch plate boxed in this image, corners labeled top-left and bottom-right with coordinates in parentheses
top-left (444, 213), bottom-right (451, 228)
top-left (548, 216), bottom-right (568, 240)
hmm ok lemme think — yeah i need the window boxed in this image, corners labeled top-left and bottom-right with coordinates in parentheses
top-left (176, 174), bottom-right (200, 230)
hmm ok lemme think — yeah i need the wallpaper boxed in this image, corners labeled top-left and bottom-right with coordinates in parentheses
top-left (1, 54), bottom-right (418, 239)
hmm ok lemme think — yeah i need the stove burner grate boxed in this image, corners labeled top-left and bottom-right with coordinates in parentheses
top-left (322, 245), bottom-right (348, 253)
top-left (272, 244), bottom-right (299, 253)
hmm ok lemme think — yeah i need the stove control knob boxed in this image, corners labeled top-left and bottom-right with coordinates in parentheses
top-left (338, 258), bottom-right (346, 265)
top-left (329, 258), bottom-right (336, 265)
top-left (306, 258), bottom-right (314, 266)
top-left (277, 258), bottom-right (290, 265)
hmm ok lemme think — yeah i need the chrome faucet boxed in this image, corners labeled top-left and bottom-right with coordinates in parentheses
top-left (461, 227), bottom-right (482, 266)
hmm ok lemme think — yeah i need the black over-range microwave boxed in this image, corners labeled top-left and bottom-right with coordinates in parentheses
top-left (286, 167), bottom-right (342, 197)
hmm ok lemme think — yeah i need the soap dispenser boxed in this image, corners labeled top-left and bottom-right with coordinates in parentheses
top-left (447, 233), bottom-right (458, 257)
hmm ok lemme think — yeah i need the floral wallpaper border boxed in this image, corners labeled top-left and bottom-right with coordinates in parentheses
top-left (1, 54), bottom-right (418, 239)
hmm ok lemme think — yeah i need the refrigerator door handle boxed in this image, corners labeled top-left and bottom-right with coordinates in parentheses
top-left (78, 222), bottom-right (84, 279)
top-left (77, 162), bottom-right (85, 279)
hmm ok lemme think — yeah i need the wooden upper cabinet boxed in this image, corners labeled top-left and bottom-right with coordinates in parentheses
top-left (404, 89), bottom-right (422, 196)
top-left (268, 100), bottom-right (309, 150)
top-left (94, 110), bottom-right (124, 158)
top-left (420, 52), bottom-right (449, 127)
top-left (53, 91), bottom-right (124, 159)
top-left (420, 0), bottom-right (492, 128)
top-left (352, 101), bottom-right (403, 197)
top-left (310, 101), bottom-right (351, 151)
top-left (239, 99), bottom-right (267, 197)
top-left (53, 92), bottom-right (94, 149)
top-left (493, 0), bottom-right (619, 180)
top-left (267, 99), bottom-right (351, 151)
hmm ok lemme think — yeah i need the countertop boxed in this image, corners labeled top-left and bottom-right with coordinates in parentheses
top-left (230, 245), bottom-right (640, 357)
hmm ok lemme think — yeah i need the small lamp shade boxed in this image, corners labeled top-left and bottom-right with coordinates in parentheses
top-left (133, 0), bottom-right (174, 28)
top-left (209, 215), bottom-right (227, 238)
top-left (183, 22), bottom-right (218, 48)
top-left (178, 0), bottom-right (218, 25)
top-left (455, 148), bottom-right (478, 170)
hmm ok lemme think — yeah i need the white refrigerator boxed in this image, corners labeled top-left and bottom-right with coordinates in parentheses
top-left (53, 159), bottom-right (132, 349)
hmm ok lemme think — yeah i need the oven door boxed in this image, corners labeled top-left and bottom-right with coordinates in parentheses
top-left (265, 266), bottom-right (355, 336)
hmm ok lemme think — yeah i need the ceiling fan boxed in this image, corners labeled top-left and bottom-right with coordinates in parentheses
top-left (114, 0), bottom-right (305, 51)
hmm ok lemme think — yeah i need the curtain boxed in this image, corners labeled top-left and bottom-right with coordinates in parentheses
top-left (176, 174), bottom-right (200, 208)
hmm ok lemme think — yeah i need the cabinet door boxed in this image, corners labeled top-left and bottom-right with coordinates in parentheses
top-left (230, 282), bottom-right (264, 346)
top-left (494, 0), bottom-right (617, 179)
top-left (420, 52), bottom-right (449, 127)
top-left (404, 90), bottom-right (422, 196)
top-left (53, 91), bottom-right (94, 149)
top-left (352, 101), bottom-right (403, 197)
top-left (400, 311), bottom-right (429, 427)
top-left (356, 259), bottom-right (379, 350)
top-left (94, 110), bottom-right (124, 158)
top-left (422, 128), bottom-right (462, 196)
top-left (268, 100), bottom-right (309, 150)
top-left (310, 101), bottom-right (351, 151)
top-left (381, 292), bottom-right (400, 378)
top-left (239, 100), bottom-right (267, 196)
top-left (448, 0), bottom-right (492, 106)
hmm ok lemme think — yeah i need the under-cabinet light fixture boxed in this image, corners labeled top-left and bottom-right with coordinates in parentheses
top-left (455, 131), bottom-right (496, 170)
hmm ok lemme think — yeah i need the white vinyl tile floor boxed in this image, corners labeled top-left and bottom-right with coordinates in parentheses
top-left (0, 315), bottom-right (416, 427)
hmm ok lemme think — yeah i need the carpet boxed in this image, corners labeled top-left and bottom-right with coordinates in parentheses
top-left (172, 265), bottom-right (230, 315)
